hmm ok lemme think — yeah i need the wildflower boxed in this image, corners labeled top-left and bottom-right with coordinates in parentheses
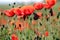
top-left (11, 34), bottom-right (18, 40)
top-left (21, 5), bottom-right (35, 16)
top-left (45, 0), bottom-right (56, 6)
top-left (14, 8), bottom-right (24, 16)
top-left (33, 2), bottom-right (44, 10)
top-left (44, 4), bottom-right (52, 9)
top-left (44, 31), bottom-right (49, 36)
top-left (4, 9), bottom-right (15, 17)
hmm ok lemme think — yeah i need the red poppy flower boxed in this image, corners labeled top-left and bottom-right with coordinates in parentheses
top-left (33, 2), bottom-right (44, 10)
top-left (45, 0), bottom-right (56, 6)
top-left (48, 0), bottom-right (56, 6)
top-left (11, 34), bottom-right (18, 40)
top-left (21, 5), bottom-right (35, 16)
top-left (44, 31), bottom-right (49, 36)
top-left (44, 4), bottom-right (52, 9)
top-left (14, 8), bottom-right (24, 16)
top-left (46, 0), bottom-right (56, 4)
top-left (4, 9), bottom-right (15, 17)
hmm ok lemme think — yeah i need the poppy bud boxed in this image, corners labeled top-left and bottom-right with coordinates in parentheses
top-left (33, 13), bottom-right (39, 20)
top-left (13, 2), bottom-right (16, 5)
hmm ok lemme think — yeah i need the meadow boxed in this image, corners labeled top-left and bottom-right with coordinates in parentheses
top-left (0, 1), bottom-right (60, 40)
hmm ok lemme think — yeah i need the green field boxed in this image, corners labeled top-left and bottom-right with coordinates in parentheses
top-left (0, 2), bottom-right (60, 40)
